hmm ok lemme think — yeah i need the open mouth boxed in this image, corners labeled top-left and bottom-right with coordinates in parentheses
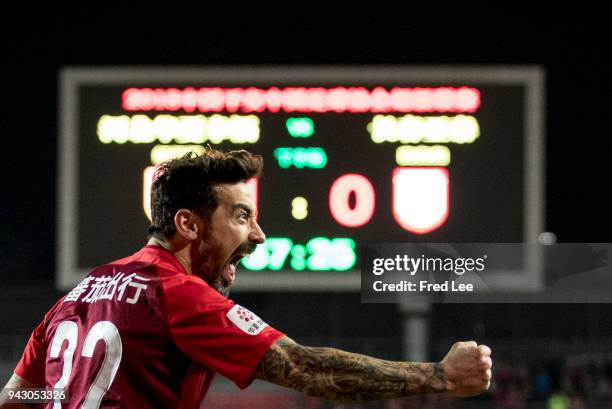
top-left (221, 253), bottom-right (247, 284)
top-left (230, 253), bottom-right (245, 266)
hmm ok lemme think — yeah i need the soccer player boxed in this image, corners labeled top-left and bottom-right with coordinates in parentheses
top-left (0, 149), bottom-right (492, 408)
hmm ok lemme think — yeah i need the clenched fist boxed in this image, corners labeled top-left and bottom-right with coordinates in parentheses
top-left (441, 341), bottom-right (492, 397)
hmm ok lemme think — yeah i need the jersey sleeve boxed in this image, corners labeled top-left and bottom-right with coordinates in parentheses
top-left (161, 275), bottom-right (285, 389)
top-left (13, 299), bottom-right (63, 386)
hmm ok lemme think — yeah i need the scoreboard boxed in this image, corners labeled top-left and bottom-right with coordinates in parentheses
top-left (58, 66), bottom-right (544, 290)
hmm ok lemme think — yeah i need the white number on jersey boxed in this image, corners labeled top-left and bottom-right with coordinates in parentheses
top-left (49, 321), bottom-right (123, 409)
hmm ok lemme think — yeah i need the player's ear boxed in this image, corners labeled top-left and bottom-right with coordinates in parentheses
top-left (174, 209), bottom-right (202, 241)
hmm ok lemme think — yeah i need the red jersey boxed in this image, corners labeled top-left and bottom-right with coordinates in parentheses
top-left (14, 245), bottom-right (284, 409)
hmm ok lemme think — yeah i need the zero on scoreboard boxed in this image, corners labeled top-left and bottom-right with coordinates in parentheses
top-left (58, 66), bottom-right (544, 290)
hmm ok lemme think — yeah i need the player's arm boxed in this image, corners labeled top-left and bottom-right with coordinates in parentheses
top-left (0, 302), bottom-right (61, 409)
top-left (0, 373), bottom-right (43, 409)
top-left (254, 336), bottom-right (491, 403)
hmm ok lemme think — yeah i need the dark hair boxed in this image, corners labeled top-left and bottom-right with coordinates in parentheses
top-left (148, 148), bottom-right (263, 239)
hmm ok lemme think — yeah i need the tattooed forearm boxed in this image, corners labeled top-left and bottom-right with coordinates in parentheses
top-left (255, 336), bottom-right (447, 403)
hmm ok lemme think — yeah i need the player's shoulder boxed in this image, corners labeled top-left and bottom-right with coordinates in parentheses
top-left (158, 269), bottom-right (231, 314)
top-left (160, 272), bottom-right (226, 303)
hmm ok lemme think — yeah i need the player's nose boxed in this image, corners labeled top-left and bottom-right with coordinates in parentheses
top-left (249, 220), bottom-right (266, 244)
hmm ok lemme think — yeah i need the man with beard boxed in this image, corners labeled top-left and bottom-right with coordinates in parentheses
top-left (1, 149), bottom-right (492, 408)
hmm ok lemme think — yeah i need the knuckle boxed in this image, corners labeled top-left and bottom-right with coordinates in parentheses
top-left (478, 344), bottom-right (492, 356)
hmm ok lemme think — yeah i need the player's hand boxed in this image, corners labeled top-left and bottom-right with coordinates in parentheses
top-left (440, 341), bottom-right (492, 397)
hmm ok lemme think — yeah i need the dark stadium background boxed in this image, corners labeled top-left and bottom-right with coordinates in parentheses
top-left (2, 21), bottom-right (610, 408)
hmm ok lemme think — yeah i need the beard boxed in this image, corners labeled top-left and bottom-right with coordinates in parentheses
top-left (196, 240), bottom-right (233, 297)
top-left (196, 234), bottom-right (257, 298)
top-left (210, 275), bottom-right (232, 297)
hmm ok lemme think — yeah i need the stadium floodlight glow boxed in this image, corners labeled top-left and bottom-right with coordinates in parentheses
top-left (329, 174), bottom-right (376, 227)
top-left (368, 114), bottom-right (480, 145)
top-left (396, 145), bottom-right (451, 166)
top-left (392, 167), bottom-right (449, 234)
top-left (286, 117), bottom-right (315, 137)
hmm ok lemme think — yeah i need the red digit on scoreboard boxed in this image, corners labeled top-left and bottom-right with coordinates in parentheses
top-left (328, 169), bottom-right (449, 234)
top-left (328, 174), bottom-right (376, 227)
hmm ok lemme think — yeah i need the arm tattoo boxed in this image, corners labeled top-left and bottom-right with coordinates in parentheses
top-left (255, 336), bottom-right (447, 403)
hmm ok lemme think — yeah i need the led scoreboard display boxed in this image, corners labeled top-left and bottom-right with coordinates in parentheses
top-left (58, 67), bottom-right (544, 290)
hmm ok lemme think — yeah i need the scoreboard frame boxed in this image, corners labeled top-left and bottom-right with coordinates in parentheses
top-left (58, 66), bottom-right (545, 291)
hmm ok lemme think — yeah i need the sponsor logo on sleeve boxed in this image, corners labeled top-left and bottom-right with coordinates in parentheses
top-left (226, 305), bottom-right (268, 335)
